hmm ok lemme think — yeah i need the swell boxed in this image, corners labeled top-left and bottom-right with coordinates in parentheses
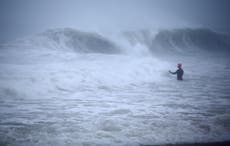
top-left (0, 28), bottom-right (121, 54)
top-left (123, 28), bottom-right (230, 55)
top-left (151, 29), bottom-right (230, 55)
top-left (1, 28), bottom-right (230, 56)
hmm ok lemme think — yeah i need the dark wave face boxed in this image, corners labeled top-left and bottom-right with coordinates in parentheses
top-left (0, 28), bottom-right (121, 54)
top-left (1, 28), bottom-right (230, 57)
top-left (150, 29), bottom-right (230, 55)
top-left (42, 28), bottom-right (120, 54)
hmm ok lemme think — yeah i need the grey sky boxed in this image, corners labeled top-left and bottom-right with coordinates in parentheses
top-left (0, 0), bottom-right (230, 43)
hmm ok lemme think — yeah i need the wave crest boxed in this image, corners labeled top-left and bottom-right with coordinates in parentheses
top-left (2, 28), bottom-right (120, 54)
top-left (151, 28), bottom-right (230, 54)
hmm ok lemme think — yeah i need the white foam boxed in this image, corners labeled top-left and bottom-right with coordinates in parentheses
top-left (0, 28), bottom-right (230, 146)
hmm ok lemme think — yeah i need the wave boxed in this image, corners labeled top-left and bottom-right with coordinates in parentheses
top-left (1, 28), bottom-right (230, 56)
top-left (1, 28), bottom-right (120, 54)
top-left (122, 28), bottom-right (230, 55)
top-left (154, 29), bottom-right (230, 53)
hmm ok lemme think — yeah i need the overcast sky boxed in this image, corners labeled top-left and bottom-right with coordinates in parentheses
top-left (0, 0), bottom-right (230, 43)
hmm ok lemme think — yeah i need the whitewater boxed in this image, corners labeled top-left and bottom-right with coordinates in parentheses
top-left (0, 28), bottom-right (230, 146)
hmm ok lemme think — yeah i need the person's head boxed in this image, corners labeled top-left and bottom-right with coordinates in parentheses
top-left (177, 63), bottom-right (182, 68)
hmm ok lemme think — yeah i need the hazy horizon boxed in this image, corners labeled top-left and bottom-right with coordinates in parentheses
top-left (1, 0), bottom-right (230, 43)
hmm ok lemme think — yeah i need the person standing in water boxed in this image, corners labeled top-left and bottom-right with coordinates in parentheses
top-left (169, 63), bottom-right (184, 80)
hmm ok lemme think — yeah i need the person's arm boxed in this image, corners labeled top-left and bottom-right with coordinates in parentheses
top-left (169, 70), bottom-right (177, 74)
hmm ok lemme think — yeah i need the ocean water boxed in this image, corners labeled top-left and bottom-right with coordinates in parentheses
top-left (0, 28), bottom-right (230, 146)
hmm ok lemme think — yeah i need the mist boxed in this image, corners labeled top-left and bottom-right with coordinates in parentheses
top-left (1, 0), bottom-right (230, 43)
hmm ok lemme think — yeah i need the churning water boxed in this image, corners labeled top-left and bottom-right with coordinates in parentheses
top-left (0, 28), bottom-right (230, 146)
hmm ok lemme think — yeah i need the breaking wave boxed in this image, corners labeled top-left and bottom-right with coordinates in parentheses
top-left (152, 28), bottom-right (230, 54)
top-left (123, 28), bottom-right (230, 56)
top-left (1, 28), bottom-right (120, 54)
top-left (1, 28), bottom-right (230, 56)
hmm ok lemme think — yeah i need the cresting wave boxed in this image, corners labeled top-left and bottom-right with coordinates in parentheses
top-left (123, 28), bottom-right (230, 55)
top-left (1, 28), bottom-right (120, 54)
top-left (1, 28), bottom-right (230, 55)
